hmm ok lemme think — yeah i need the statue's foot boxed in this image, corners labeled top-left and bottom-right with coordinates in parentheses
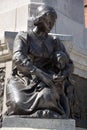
top-left (34, 109), bottom-right (66, 119)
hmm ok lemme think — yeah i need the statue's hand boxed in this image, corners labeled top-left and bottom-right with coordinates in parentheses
top-left (34, 68), bottom-right (54, 87)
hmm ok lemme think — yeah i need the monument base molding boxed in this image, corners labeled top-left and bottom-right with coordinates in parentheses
top-left (2, 117), bottom-right (75, 130)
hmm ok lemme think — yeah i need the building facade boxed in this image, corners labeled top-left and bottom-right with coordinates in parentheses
top-left (84, 0), bottom-right (87, 27)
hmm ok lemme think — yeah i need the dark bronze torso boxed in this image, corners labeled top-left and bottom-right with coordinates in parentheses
top-left (27, 31), bottom-right (55, 68)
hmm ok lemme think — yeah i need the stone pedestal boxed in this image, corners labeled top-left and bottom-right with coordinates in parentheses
top-left (1, 117), bottom-right (75, 130)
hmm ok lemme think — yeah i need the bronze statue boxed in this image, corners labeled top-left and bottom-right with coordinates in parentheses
top-left (6, 5), bottom-right (73, 118)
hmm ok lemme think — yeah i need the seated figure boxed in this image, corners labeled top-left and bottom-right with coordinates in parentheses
top-left (6, 5), bottom-right (73, 118)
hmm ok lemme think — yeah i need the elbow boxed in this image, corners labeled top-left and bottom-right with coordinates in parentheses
top-left (13, 53), bottom-right (22, 66)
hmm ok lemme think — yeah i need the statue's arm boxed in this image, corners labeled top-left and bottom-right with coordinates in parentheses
top-left (13, 32), bottom-right (36, 75)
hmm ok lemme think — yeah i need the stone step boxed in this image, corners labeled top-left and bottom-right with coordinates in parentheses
top-left (1, 127), bottom-right (87, 130)
top-left (2, 117), bottom-right (75, 130)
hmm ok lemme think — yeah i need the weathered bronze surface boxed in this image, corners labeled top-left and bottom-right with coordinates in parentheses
top-left (6, 5), bottom-right (73, 118)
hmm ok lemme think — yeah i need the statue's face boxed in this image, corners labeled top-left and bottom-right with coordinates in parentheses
top-left (34, 12), bottom-right (56, 33)
top-left (40, 12), bottom-right (56, 33)
top-left (58, 58), bottom-right (65, 69)
top-left (56, 53), bottom-right (66, 69)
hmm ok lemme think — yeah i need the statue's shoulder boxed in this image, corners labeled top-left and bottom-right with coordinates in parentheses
top-left (15, 31), bottom-right (33, 44)
top-left (16, 31), bottom-right (28, 41)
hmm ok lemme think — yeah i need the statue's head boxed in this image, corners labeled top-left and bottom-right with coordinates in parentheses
top-left (34, 5), bottom-right (57, 33)
top-left (55, 51), bottom-right (68, 69)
